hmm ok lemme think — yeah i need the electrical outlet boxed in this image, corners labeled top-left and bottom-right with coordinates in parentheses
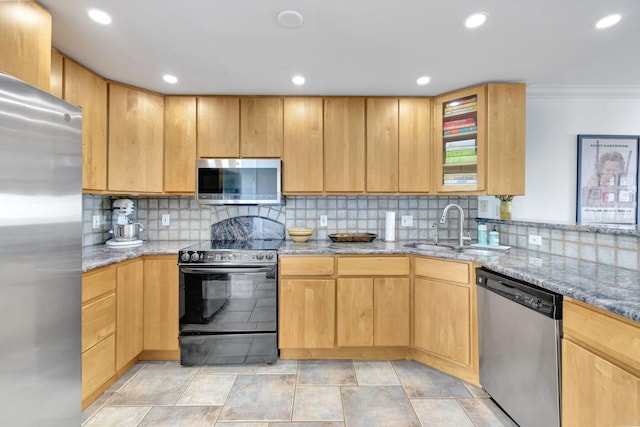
top-left (92, 215), bottom-right (100, 229)
top-left (162, 214), bottom-right (171, 226)
top-left (401, 215), bottom-right (413, 227)
top-left (320, 215), bottom-right (328, 227)
top-left (529, 235), bottom-right (542, 245)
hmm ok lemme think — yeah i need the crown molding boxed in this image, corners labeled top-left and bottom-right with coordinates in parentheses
top-left (527, 85), bottom-right (640, 99)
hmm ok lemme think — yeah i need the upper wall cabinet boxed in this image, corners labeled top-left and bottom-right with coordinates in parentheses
top-left (324, 97), bottom-right (366, 193)
top-left (165, 96), bottom-right (196, 193)
top-left (240, 97), bottom-right (283, 158)
top-left (399, 98), bottom-right (432, 193)
top-left (433, 83), bottom-right (525, 195)
top-left (0, 1), bottom-right (51, 92)
top-left (108, 83), bottom-right (164, 193)
top-left (64, 58), bottom-right (108, 192)
top-left (283, 97), bottom-right (324, 193)
top-left (366, 98), bottom-right (399, 193)
top-left (197, 96), bottom-right (240, 158)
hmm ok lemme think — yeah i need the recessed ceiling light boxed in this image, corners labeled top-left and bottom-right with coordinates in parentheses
top-left (416, 76), bottom-right (431, 86)
top-left (595, 14), bottom-right (621, 29)
top-left (277, 10), bottom-right (304, 29)
top-left (163, 74), bottom-right (178, 84)
top-left (87, 9), bottom-right (112, 25)
top-left (465, 12), bottom-right (488, 29)
top-left (292, 75), bottom-right (306, 85)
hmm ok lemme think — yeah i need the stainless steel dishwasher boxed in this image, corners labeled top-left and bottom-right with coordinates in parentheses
top-left (476, 268), bottom-right (563, 427)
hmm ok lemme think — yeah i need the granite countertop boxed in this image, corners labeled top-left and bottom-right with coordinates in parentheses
top-left (82, 239), bottom-right (640, 323)
top-left (280, 239), bottom-right (640, 323)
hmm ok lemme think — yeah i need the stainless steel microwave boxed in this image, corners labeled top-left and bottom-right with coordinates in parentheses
top-left (196, 159), bottom-right (282, 205)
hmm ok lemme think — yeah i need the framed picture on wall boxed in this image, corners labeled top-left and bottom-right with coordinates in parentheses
top-left (576, 134), bottom-right (640, 225)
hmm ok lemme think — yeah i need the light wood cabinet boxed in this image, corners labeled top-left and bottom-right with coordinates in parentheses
top-left (562, 299), bottom-right (640, 426)
top-left (240, 97), bottom-right (283, 157)
top-left (433, 83), bottom-right (525, 195)
top-left (336, 256), bottom-right (410, 347)
top-left (164, 96), bottom-right (196, 193)
top-left (108, 83), bottom-right (164, 193)
top-left (50, 49), bottom-right (63, 98)
top-left (399, 98), bottom-right (432, 193)
top-left (283, 97), bottom-right (324, 193)
top-left (366, 98), bottom-right (399, 193)
top-left (64, 58), bottom-right (108, 192)
top-left (412, 257), bottom-right (478, 384)
top-left (279, 256), bottom-right (336, 349)
top-left (0, 1), bottom-right (51, 91)
top-left (324, 97), bottom-right (366, 192)
top-left (115, 259), bottom-right (144, 371)
top-left (143, 256), bottom-right (179, 353)
top-left (197, 96), bottom-right (240, 158)
top-left (81, 266), bottom-right (116, 404)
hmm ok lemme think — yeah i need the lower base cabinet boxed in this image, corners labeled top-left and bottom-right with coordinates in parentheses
top-left (81, 255), bottom-right (180, 409)
top-left (562, 299), bottom-right (640, 426)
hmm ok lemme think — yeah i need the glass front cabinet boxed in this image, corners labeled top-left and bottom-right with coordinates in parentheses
top-left (434, 83), bottom-right (526, 195)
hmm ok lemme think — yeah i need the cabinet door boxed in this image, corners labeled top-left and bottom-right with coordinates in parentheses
top-left (0, 2), bottom-right (51, 91)
top-left (399, 98), bottom-right (431, 193)
top-left (283, 97), bottom-right (324, 193)
top-left (164, 96), bottom-right (196, 192)
top-left (108, 83), bottom-right (164, 193)
top-left (197, 96), bottom-right (240, 158)
top-left (485, 83), bottom-right (526, 195)
top-left (337, 278), bottom-right (373, 347)
top-left (116, 260), bottom-right (144, 370)
top-left (414, 277), bottom-right (472, 366)
top-left (562, 339), bottom-right (640, 427)
top-left (279, 279), bottom-right (335, 349)
top-left (143, 257), bottom-right (179, 351)
top-left (324, 97), bottom-right (365, 192)
top-left (65, 58), bottom-right (108, 192)
top-left (240, 97), bottom-right (283, 157)
top-left (366, 98), bottom-right (398, 192)
top-left (434, 86), bottom-right (486, 193)
top-left (374, 278), bottom-right (410, 346)
top-left (50, 49), bottom-right (63, 98)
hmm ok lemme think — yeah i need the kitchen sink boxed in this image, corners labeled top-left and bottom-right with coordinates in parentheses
top-left (456, 248), bottom-right (497, 256)
top-left (404, 242), bottom-right (455, 252)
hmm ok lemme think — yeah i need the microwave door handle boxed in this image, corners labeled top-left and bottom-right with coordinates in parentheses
top-left (180, 267), bottom-right (273, 274)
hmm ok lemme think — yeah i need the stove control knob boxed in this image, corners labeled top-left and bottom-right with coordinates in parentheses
top-left (225, 253), bottom-right (235, 261)
top-left (265, 252), bottom-right (274, 260)
top-left (256, 253), bottom-right (265, 260)
top-left (181, 252), bottom-right (191, 262)
top-left (191, 252), bottom-right (200, 262)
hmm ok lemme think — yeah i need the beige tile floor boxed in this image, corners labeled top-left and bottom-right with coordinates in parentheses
top-left (82, 359), bottom-right (518, 427)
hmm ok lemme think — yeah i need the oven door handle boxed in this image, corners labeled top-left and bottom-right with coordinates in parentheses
top-left (180, 266), bottom-right (273, 274)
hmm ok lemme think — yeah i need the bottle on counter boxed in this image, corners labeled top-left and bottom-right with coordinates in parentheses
top-left (489, 226), bottom-right (500, 246)
top-left (477, 224), bottom-right (488, 245)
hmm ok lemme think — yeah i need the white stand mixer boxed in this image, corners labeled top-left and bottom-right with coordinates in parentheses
top-left (105, 198), bottom-right (144, 247)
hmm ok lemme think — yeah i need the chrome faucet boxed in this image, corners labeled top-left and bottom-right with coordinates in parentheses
top-left (439, 204), bottom-right (472, 248)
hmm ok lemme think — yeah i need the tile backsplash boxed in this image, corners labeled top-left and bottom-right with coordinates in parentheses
top-left (83, 194), bottom-right (638, 270)
top-left (83, 194), bottom-right (477, 246)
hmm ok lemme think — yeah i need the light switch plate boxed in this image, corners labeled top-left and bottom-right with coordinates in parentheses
top-left (320, 215), bottom-right (328, 227)
top-left (92, 215), bottom-right (100, 229)
top-left (401, 215), bottom-right (413, 227)
top-left (529, 235), bottom-right (542, 245)
top-left (162, 214), bottom-right (170, 226)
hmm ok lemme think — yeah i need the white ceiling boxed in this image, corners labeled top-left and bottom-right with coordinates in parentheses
top-left (39, 0), bottom-right (640, 96)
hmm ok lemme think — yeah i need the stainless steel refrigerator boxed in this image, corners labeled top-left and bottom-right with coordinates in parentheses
top-left (0, 73), bottom-right (82, 425)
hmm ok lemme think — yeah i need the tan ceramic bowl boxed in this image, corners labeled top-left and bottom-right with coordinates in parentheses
top-left (287, 227), bottom-right (313, 243)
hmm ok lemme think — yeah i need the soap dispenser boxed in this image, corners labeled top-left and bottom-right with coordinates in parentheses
top-left (489, 226), bottom-right (500, 246)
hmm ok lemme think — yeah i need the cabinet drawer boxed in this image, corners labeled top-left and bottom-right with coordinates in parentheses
top-left (82, 334), bottom-right (116, 400)
top-left (337, 256), bottom-right (410, 276)
top-left (82, 293), bottom-right (116, 352)
top-left (414, 256), bottom-right (470, 284)
top-left (83, 266), bottom-right (116, 303)
top-left (280, 256), bottom-right (334, 276)
top-left (564, 299), bottom-right (640, 375)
